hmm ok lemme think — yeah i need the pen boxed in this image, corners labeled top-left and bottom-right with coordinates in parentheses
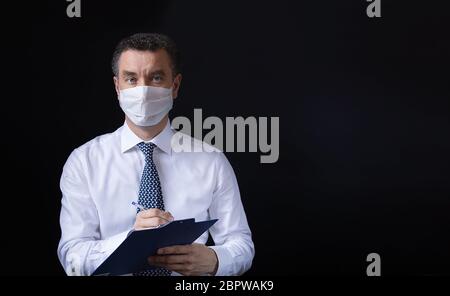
top-left (131, 201), bottom-right (173, 228)
top-left (131, 201), bottom-right (147, 211)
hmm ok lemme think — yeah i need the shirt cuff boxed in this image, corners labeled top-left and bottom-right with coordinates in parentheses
top-left (87, 230), bottom-right (130, 275)
top-left (208, 245), bottom-right (232, 276)
top-left (100, 230), bottom-right (129, 254)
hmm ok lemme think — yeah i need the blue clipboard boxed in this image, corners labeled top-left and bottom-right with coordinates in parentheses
top-left (92, 218), bottom-right (218, 276)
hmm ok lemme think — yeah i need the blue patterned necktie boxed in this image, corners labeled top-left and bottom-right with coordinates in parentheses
top-left (134, 142), bottom-right (171, 276)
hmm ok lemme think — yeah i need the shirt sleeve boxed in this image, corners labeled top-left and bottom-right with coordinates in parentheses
top-left (208, 152), bottom-right (255, 276)
top-left (57, 149), bottom-right (130, 276)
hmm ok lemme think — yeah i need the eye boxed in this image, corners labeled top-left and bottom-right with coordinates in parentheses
top-left (152, 75), bottom-right (163, 83)
top-left (125, 77), bottom-right (137, 84)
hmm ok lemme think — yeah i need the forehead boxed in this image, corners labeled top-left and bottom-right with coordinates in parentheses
top-left (118, 49), bottom-right (172, 73)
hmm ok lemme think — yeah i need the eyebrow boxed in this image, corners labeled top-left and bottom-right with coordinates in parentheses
top-left (148, 69), bottom-right (166, 76)
top-left (122, 71), bottom-right (137, 77)
top-left (121, 69), bottom-right (167, 77)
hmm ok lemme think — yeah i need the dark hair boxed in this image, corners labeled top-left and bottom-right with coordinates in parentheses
top-left (111, 33), bottom-right (180, 77)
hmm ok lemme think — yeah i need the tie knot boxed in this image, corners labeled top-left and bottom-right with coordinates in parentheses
top-left (137, 142), bottom-right (157, 159)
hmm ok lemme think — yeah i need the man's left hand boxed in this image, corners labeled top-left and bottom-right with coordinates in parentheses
top-left (148, 243), bottom-right (218, 276)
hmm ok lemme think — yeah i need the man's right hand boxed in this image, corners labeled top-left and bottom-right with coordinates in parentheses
top-left (134, 208), bottom-right (174, 230)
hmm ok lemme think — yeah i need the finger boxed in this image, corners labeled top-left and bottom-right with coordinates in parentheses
top-left (138, 209), bottom-right (173, 221)
top-left (165, 264), bottom-right (197, 276)
top-left (155, 263), bottom-right (187, 273)
top-left (157, 245), bottom-right (192, 255)
top-left (138, 208), bottom-right (163, 218)
top-left (147, 259), bottom-right (197, 276)
top-left (148, 255), bottom-right (191, 265)
top-left (136, 217), bottom-right (169, 229)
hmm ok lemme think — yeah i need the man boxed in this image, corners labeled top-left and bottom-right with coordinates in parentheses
top-left (57, 33), bottom-right (254, 276)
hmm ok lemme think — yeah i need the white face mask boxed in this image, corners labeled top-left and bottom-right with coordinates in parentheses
top-left (118, 85), bottom-right (173, 127)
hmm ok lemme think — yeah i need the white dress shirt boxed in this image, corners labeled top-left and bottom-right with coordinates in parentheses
top-left (57, 120), bottom-right (254, 276)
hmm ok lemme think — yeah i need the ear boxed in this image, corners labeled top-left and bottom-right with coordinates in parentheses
top-left (113, 76), bottom-right (120, 97)
top-left (172, 73), bottom-right (182, 99)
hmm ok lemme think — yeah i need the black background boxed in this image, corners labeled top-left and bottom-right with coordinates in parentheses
top-left (13, 0), bottom-right (450, 275)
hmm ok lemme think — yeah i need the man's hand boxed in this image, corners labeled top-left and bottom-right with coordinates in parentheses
top-left (134, 208), bottom-right (174, 230)
top-left (148, 243), bottom-right (219, 276)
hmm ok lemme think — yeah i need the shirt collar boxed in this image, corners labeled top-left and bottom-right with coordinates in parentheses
top-left (120, 120), bottom-right (173, 155)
